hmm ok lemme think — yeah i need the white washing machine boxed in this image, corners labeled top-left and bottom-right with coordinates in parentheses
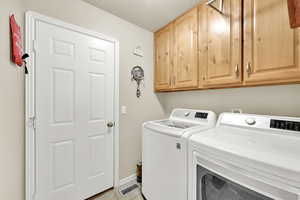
top-left (142, 109), bottom-right (217, 200)
top-left (189, 112), bottom-right (300, 200)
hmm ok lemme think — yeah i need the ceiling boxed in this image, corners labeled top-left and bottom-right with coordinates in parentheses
top-left (82, 0), bottom-right (203, 32)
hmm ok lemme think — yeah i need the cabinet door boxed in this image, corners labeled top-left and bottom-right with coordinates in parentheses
top-left (244, 0), bottom-right (300, 85)
top-left (154, 24), bottom-right (173, 91)
top-left (174, 8), bottom-right (198, 89)
top-left (201, 0), bottom-right (242, 88)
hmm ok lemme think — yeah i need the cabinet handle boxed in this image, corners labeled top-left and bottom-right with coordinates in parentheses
top-left (246, 62), bottom-right (252, 75)
top-left (235, 64), bottom-right (239, 77)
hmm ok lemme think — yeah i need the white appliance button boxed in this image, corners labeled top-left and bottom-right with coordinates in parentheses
top-left (184, 112), bottom-right (191, 117)
top-left (245, 118), bottom-right (256, 125)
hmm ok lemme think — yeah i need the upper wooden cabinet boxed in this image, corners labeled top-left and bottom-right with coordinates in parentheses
top-left (173, 8), bottom-right (199, 89)
top-left (154, 0), bottom-right (300, 92)
top-left (244, 0), bottom-right (300, 85)
top-left (199, 0), bottom-right (242, 88)
top-left (154, 24), bottom-right (173, 91)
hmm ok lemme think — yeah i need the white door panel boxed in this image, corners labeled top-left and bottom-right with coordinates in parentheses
top-left (35, 20), bottom-right (114, 200)
top-left (81, 30), bottom-right (115, 199)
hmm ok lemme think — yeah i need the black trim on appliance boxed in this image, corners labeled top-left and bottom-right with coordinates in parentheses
top-left (195, 112), bottom-right (208, 119)
top-left (270, 119), bottom-right (300, 132)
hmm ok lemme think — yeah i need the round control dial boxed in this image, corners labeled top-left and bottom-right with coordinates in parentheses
top-left (245, 118), bottom-right (256, 125)
top-left (184, 112), bottom-right (191, 117)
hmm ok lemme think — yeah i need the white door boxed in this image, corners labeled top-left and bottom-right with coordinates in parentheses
top-left (34, 20), bottom-right (115, 200)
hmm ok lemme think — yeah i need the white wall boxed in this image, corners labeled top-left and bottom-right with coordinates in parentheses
top-left (0, 0), bottom-right (25, 200)
top-left (159, 84), bottom-right (300, 117)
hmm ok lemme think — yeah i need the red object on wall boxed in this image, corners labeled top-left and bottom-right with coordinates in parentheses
top-left (287, 0), bottom-right (300, 28)
top-left (10, 15), bottom-right (23, 66)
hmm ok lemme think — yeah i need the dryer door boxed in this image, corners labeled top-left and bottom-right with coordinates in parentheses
top-left (197, 166), bottom-right (272, 200)
top-left (190, 151), bottom-right (299, 200)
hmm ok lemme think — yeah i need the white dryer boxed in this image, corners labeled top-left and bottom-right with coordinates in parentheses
top-left (189, 112), bottom-right (300, 200)
top-left (142, 109), bottom-right (217, 200)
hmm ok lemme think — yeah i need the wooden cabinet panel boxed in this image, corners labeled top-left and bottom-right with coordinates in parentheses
top-left (174, 8), bottom-right (199, 89)
top-left (244, 0), bottom-right (300, 85)
top-left (154, 24), bottom-right (174, 91)
top-left (201, 0), bottom-right (242, 88)
top-left (154, 0), bottom-right (300, 92)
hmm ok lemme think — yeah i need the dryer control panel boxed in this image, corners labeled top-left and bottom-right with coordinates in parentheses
top-left (218, 113), bottom-right (300, 134)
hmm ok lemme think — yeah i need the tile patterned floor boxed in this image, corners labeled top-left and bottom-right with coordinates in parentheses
top-left (89, 187), bottom-right (144, 200)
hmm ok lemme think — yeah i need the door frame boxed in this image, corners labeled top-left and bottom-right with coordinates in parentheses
top-left (25, 11), bottom-right (120, 200)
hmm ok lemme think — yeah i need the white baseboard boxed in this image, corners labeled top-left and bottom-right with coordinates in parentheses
top-left (119, 173), bottom-right (137, 186)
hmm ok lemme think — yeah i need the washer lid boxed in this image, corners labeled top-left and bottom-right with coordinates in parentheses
top-left (143, 109), bottom-right (217, 138)
top-left (144, 119), bottom-right (211, 138)
top-left (157, 120), bottom-right (199, 129)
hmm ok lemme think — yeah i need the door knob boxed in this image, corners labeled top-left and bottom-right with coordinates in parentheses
top-left (107, 122), bottom-right (115, 128)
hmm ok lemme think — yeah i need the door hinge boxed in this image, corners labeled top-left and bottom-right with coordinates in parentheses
top-left (28, 116), bottom-right (36, 130)
top-left (176, 143), bottom-right (181, 150)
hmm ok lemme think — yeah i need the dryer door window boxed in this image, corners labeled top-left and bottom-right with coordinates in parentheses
top-left (197, 165), bottom-right (273, 200)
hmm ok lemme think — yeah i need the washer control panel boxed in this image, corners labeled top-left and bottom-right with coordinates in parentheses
top-left (270, 119), bottom-right (300, 132)
top-left (170, 109), bottom-right (217, 126)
